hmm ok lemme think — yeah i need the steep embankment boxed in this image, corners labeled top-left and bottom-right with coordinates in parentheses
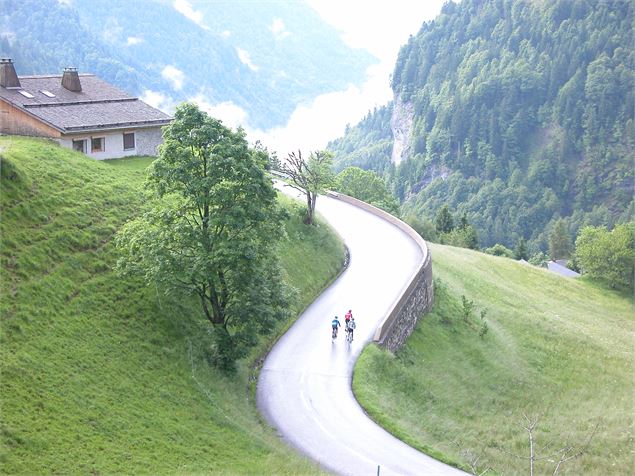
top-left (354, 243), bottom-right (634, 475)
top-left (0, 137), bottom-right (343, 474)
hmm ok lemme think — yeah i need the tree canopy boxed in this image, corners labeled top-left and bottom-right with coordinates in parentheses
top-left (116, 103), bottom-right (290, 370)
top-left (335, 166), bottom-right (399, 215)
top-left (574, 223), bottom-right (634, 289)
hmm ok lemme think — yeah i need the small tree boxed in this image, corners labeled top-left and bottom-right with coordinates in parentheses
top-left (463, 225), bottom-right (480, 250)
top-left (549, 219), bottom-right (571, 260)
top-left (335, 166), bottom-right (400, 215)
top-left (479, 308), bottom-right (489, 338)
top-left (503, 413), bottom-right (599, 476)
top-left (514, 238), bottom-right (529, 260)
top-left (461, 295), bottom-right (474, 323)
top-left (458, 212), bottom-right (469, 230)
top-left (404, 214), bottom-right (438, 242)
top-left (529, 251), bottom-right (548, 267)
top-left (281, 150), bottom-right (335, 225)
top-left (485, 243), bottom-right (515, 258)
top-left (435, 204), bottom-right (455, 233)
top-left (444, 226), bottom-right (479, 250)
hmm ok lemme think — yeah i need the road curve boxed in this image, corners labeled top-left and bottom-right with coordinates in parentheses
top-left (257, 186), bottom-right (466, 476)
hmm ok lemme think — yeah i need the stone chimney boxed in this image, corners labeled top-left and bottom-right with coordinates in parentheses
top-left (61, 67), bottom-right (82, 92)
top-left (0, 58), bottom-right (21, 88)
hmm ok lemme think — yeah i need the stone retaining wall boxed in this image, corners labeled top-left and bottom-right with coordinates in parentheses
top-left (327, 192), bottom-right (434, 352)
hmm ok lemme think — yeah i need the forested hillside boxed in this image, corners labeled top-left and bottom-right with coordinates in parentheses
top-left (329, 0), bottom-right (634, 251)
top-left (0, 0), bottom-right (374, 129)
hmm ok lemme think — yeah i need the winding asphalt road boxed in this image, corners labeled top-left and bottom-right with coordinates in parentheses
top-left (257, 186), bottom-right (466, 476)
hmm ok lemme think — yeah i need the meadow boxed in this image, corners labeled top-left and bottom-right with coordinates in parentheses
top-left (354, 243), bottom-right (634, 475)
top-left (0, 137), bottom-right (344, 474)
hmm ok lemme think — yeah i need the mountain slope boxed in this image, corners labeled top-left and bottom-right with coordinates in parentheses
top-left (329, 0), bottom-right (634, 251)
top-left (0, 137), bottom-right (343, 474)
top-left (0, 0), bottom-right (375, 129)
top-left (354, 243), bottom-right (634, 475)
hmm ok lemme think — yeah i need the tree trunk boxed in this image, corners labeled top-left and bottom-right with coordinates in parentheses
top-left (305, 192), bottom-right (314, 224)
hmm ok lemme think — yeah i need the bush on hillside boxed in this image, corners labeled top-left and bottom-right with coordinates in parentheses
top-left (484, 244), bottom-right (515, 258)
top-left (574, 223), bottom-right (635, 289)
top-left (403, 214), bottom-right (438, 242)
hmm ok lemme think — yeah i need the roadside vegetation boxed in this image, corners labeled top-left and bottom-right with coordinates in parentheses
top-left (0, 136), bottom-right (342, 474)
top-left (353, 242), bottom-right (634, 475)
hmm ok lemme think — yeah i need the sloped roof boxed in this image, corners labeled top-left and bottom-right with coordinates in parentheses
top-left (0, 74), bottom-right (172, 133)
top-left (547, 260), bottom-right (581, 278)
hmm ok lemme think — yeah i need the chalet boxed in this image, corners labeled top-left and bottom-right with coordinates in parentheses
top-left (0, 58), bottom-right (172, 159)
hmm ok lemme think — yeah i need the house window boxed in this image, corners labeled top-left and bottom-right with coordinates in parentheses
top-left (91, 137), bottom-right (105, 153)
top-left (123, 132), bottom-right (135, 151)
top-left (72, 139), bottom-right (86, 153)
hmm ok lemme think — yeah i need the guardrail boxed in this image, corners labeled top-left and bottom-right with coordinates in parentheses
top-left (326, 191), bottom-right (434, 351)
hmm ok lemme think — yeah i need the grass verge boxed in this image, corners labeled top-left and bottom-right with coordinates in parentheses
top-left (353, 242), bottom-right (634, 475)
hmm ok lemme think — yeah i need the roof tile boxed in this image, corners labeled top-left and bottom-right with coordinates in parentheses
top-left (0, 74), bottom-right (172, 133)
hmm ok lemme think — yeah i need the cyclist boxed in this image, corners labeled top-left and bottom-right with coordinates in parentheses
top-left (344, 309), bottom-right (353, 325)
top-left (331, 316), bottom-right (341, 339)
top-left (346, 316), bottom-right (356, 341)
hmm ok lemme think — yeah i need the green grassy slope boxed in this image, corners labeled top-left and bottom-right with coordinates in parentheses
top-left (0, 137), bottom-right (344, 474)
top-left (354, 243), bottom-right (634, 475)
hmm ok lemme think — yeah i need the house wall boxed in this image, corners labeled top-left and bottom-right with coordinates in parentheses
top-left (59, 126), bottom-right (164, 160)
top-left (0, 100), bottom-right (61, 138)
top-left (135, 127), bottom-right (164, 156)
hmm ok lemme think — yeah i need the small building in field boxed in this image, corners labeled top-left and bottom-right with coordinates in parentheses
top-left (0, 58), bottom-right (171, 159)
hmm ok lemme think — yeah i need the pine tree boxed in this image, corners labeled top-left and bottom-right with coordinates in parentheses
top-left (435, 205), bottom-right (455, 233)
top-left (549, 219), bottom-right (571, 260)
top-left (514, 238), bottom-right (529, 260)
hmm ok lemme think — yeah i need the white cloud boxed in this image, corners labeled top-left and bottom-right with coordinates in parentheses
top-left (126, 36), bottom-right (144, 46)
top-left (243, 0), bottom-right (447, 155)
top-left (173, 0), bottom-right (209, 30)
top-left (270, 18), bottom-right (291, 39)
top-left (307, 0), bottom-right (445, 64)
top-left (141, 89), bottom-right (176, 113)
top-left (221, 30), bottom-right (231, 38)
top-left (161, 65), bottom-right (185, 91)
top-left (57, 0), bottom-right (73, 6)
top-left (191, 95), bottom-right (249, 130)
top-left (236, 48), bottom-right (259, 72)
top-left (249, 60), bottom-right (394, 156)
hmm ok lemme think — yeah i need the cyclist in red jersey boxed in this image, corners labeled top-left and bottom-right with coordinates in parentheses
top-left (344, 309), bottom-right (352, 324)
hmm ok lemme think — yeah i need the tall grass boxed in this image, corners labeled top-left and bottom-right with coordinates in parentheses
top-left (353, 243), bottom-right (634, 475)
top-left (0, 137), bottom-right (343, 474)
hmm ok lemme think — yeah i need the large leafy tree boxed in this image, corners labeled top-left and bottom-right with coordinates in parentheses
top-left (116, 103), bottom-right (290, 370)
top-left (281, 150), bottom-right (334, 225)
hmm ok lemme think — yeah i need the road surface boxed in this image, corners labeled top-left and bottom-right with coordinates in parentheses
top-left (257, 187), bottom-right (466, 475)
